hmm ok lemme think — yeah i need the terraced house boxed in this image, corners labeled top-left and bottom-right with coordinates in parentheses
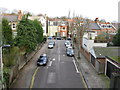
top-left (48, 18), bottom-right (68, 37)
top-left (3, 10), bottom-right (23, 38)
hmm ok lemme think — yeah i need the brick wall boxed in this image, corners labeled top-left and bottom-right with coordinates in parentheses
top-left (81, 46), bottom-right (90, 62)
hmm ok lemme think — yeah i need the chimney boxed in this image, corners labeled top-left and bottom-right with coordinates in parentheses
top-left (18, 10), bottom-right (23, 20)
top-left (95, 18), bottom-right (99, 23)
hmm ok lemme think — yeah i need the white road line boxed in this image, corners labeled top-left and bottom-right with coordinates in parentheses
top-left (53, 58), bottom-right (55, 61)
top-left (48, 61), bottom-right (53, 67)
top-left (59, 54), bottom-right (60, 62)
top-left (72, 57), bottom-right (80, 73)
top-left (58, 43), bottom-right (60, 62)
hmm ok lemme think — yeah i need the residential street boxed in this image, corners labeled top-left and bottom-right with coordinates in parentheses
top-left (32, 40), bottom-right (86, 88)
top-left (11, 40), bottom-right (86, 88)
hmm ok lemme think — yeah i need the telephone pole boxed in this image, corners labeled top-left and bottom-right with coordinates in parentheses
top-left (0, 14), bottom-right (3, 89)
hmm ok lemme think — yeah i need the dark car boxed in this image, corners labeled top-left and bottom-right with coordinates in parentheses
top-left (37, 54), bottom-right (48, 66)
top-left (57, 37), bottom-right (61, 40)
top-left (66, 48), bottom-right (74, 56)
top-left (67, 38), bottom-right (71, 40)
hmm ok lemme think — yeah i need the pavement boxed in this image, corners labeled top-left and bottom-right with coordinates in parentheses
top-left (73, 44), bottom-right (110, 88)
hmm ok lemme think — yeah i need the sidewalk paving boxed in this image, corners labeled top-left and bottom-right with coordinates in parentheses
top-left (74, 44), bottom-right (110, 88)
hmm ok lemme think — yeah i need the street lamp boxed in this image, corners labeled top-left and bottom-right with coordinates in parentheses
top-left (75, 19), bottom-right (82, 59)
top-left (0, 14), bottom-right (3, 89)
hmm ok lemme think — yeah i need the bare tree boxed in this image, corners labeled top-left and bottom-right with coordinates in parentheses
top-left (74, 16), bottom-right (91, 58)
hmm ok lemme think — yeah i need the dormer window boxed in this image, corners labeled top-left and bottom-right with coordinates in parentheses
top-left (108, 25), bottom-right (112, 28)
top-left (102, 25), bottom-right (105, 28)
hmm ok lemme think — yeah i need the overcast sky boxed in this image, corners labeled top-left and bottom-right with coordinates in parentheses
top-left (0, 0), bottom-right (119, 22)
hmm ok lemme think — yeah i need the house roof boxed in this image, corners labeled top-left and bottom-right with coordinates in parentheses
top-left (93, 47), bottom-right (120, 58)
top-left (112, 23), bottom-right (120, 30)
top-left (89, 23), bottom-right (101, 30)
top-left (3, 15), bottom-right (18, 22)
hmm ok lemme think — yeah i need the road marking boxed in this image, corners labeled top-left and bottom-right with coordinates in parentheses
top-left (72, 58), bottom-right (88, 88)
top-left (48, 61), bottom-right (53, 67)
top-left (58, 43), bottom-right (61, 62)
top-left (79, 68), bottom-right (88, 89)
top-left (30, 67), bottom-right (39, 88)
top-left (63, 55), bottom-right (65, 56)
top-left (72, 57), bottom-right (80, 73)
top-left (59, 54), bottom-right (60, 62)
top-left (53, 58), bottom-right (55, 61)
top-left (47, 72), bottom-right (56, 84)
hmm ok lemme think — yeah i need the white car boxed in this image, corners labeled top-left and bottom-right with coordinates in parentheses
top-left (66, 43), bottom-right (71, 48)
top-left (65, 40), bottom-right (70, 46)
top-left (48, 43), bottom-right (54, 49)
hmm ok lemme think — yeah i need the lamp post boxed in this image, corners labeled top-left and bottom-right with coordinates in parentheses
top-left (75, 20), bottom-right (81, 59)
top-left (0, 14), bottom-right (3, 89)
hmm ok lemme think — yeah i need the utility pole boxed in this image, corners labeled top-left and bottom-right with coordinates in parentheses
top-left (72, 11), bottom-right (75, 49)
top-left (76, 16), bottom-right (85, 59)
top-left (75, 17), bottom-right (81, 59)
top-left (0, 14), bottom-right (3, 89)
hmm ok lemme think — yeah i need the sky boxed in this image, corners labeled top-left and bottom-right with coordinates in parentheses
top-left (0, 0), bottom-right (119, 22)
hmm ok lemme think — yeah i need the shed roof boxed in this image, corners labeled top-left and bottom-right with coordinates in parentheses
top-left (93, 47), bottom-right (120, 57)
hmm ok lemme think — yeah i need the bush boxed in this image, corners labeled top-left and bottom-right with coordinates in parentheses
top-left (3, 68), bottom-right (10, 88)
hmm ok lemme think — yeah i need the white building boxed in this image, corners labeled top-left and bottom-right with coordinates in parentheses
top-left (28, 15), bottom-right (48, 36)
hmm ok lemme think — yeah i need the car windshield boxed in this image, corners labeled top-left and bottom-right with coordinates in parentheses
top-left (68, 49), bottom-right (74, 53)
top-left (39, 56), bottom-right (46, 61)
top-left (49, 41), bottom-right (54, 43)
top-left (49, 43), bottom-right (53, 45)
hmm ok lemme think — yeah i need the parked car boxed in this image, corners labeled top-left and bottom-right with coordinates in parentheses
top-left (48, 43), bottom-right (54, 49)
top-left (37, 54), bottom-right (48, 66)
top-left (48, 36), bottom-right (52, 40)
top-left (67, 38), bottom-right (71, 40)
top-left (65, 42), bottom-right (71, 48)
top-left (49, 41), bottom-right (55, 46)
top-left (56, 37), bottom-right (61, 40)
top-left (65, 40), bottom-right (70, 46)
top-left (66, 48), bottom-right (74, 56)
top-left (66, 46), bottom-right (72, 49)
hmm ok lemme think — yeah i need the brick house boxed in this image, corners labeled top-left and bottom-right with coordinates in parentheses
top-left (48, 19), bottom-right (68, 37)
top-left (92, 18), bottom-right (116, 35)
top-left (58, 25), bottom-right (68, 37)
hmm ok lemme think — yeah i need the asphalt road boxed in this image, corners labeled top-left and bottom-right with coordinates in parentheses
top-left (32, 40), bottom-right (86, 88)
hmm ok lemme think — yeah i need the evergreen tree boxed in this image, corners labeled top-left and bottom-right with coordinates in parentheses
top-left (2, 18), bottom-right (13, 45)
top-left (33, 19), bottom-right (43, 43)
top-left (15, 15), bottom-right (37, 53)
top-left (112, 28), bottom-right (120, 46)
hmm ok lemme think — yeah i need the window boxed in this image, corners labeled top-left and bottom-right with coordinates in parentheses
top-left (108, 25), bottom-right (112, 28)
top-left (13, 23), bottom-right (16, 28)
top-left (53, 22), bottom-right (58, 26)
